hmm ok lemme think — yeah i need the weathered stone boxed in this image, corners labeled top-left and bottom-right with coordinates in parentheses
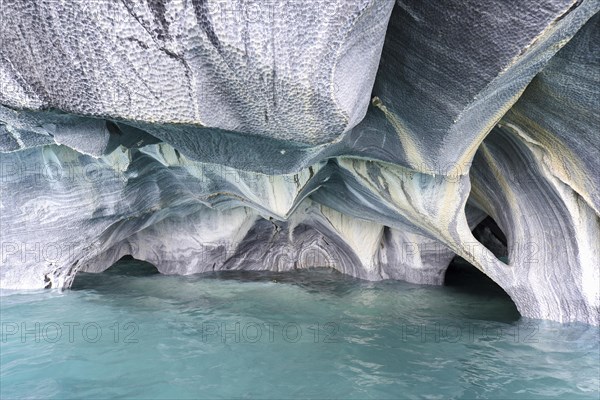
top-left (1, 0), bottom-right (598, 324)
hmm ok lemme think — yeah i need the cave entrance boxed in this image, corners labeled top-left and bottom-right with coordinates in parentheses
top-left (101, 255), bottom-right (160, 277)
top-left (71, 255), bottom-right (159, 290)
top-left (445, 216), bottom-right (509, 290)
top-left (444, 256), bottom-right (519, 321)
top-left (444, 217), bottom-right (520, 321)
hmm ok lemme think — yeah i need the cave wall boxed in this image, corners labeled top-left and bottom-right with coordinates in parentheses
top-left (1, 0), bottom-right (598, 324)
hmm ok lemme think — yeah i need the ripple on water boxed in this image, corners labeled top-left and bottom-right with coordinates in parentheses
top-left (1, 263), bottom-right (598, 399)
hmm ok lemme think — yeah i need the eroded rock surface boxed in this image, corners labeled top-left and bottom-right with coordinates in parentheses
top-left (1, 0), bottom-right (598, 324)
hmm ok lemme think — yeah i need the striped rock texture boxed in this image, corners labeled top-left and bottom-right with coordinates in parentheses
top-left (0, 0), bottom-right (598, 324)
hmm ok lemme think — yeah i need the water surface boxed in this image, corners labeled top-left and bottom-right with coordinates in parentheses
top-left (1, 260), bottom-right (598, 399)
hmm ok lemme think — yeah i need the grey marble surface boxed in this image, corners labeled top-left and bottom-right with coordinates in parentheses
top-left (1, 0), bottom-right (598, 324)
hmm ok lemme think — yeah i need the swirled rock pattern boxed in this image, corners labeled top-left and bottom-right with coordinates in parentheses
top-left (0, 0), bottom-right (598, 324)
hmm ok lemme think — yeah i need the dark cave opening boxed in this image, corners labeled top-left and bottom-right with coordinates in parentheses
top-left (444, 216), bottom-right (520, 321)
top-left (472, 216), bottom-right (509, 262)
top-left (443, 256), bottom-right (520, 322)
top-left (445, 216), bottom-right (509, 293)
top-left (71, 255), bottom-right (159, 290)
top-left (444, 256), bottom-right (509, 296)
top-left (103, 255), bottom-right (160, 277)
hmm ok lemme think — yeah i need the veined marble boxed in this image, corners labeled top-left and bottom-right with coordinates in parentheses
top-left (1, 0), bottom-right (598, 324)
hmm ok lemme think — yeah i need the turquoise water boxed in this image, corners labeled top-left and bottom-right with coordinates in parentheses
top-left (1, 260), bottom-right (598, 399)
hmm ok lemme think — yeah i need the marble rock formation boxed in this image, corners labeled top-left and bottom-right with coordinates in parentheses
top-left (1, 0), bottom-right (598, 324)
